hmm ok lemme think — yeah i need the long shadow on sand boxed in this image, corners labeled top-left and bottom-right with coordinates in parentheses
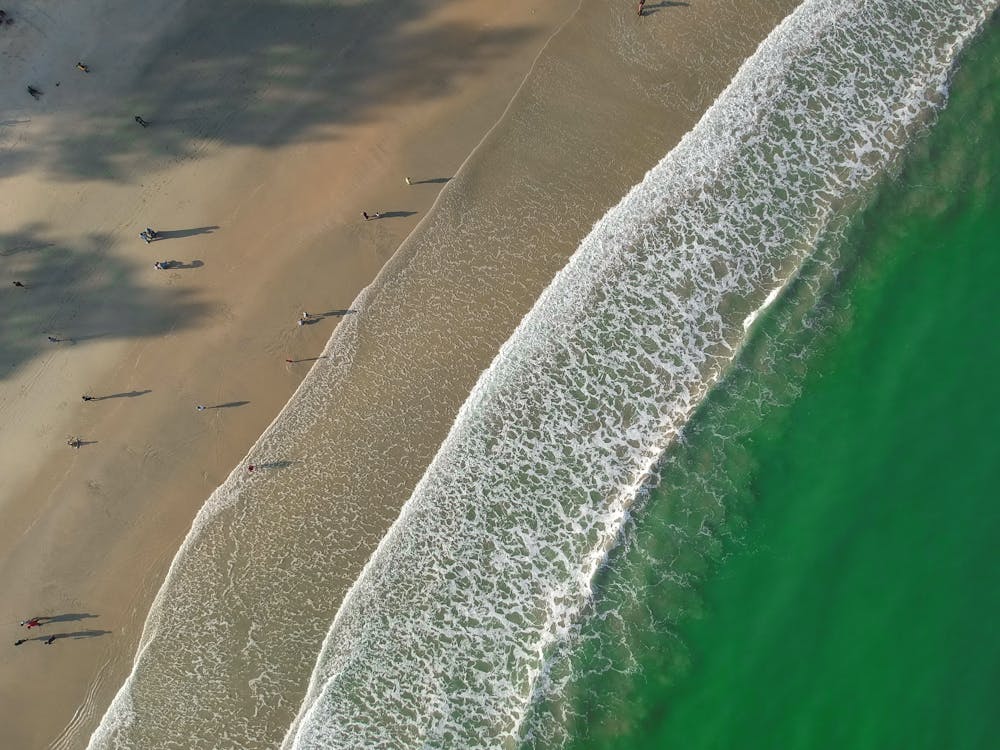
top-left (35, 613), bottom-right (99, 625)
top-left (93, 390), bottom-right (152, 401)
top-left (27, 630), bottom-right (111, 643)
top-left (319, 309), bottom-right (357, 317)
top-left (642, 1), bottom-right (691, 16)
top-left (253, 460), bottom-right (297, 470)
top-left (152, 226), bottom-right (219, 241)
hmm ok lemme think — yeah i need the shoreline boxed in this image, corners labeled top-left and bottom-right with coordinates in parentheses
top-left (0, 0), bottom-right (579, 745)
top-left (82, 0), bottom-right (803, 747)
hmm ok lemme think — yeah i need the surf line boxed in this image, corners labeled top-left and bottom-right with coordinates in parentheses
top-left (278, 2), bottom-right (998, 748)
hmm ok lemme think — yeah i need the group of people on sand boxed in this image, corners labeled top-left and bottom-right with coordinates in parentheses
top-left (14, 617), bottom-right (57, 646)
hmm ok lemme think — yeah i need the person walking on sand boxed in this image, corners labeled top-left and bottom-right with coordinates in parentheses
top-left (196, 405), bottom-right (206, 411)
top-left (81, 395), bottom-right (95, 402)
top-left (44, 635), bottom-right (56, 645)
top-left (405, 176), bottom-right (412, 186)
top-left (362, 211), bottom-right (371, 221)
top-left (21, 618), bottom-right (41, 629)
top-left (247, 464), bottom-right (255, 472)
top-left (135, 115), bottom-right (149, 127)
top-left (637, 0), bottom-right (645, 15)
top-left (14, 639), bottom-right (26, 646)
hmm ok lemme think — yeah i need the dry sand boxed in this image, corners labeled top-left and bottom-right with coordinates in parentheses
top-left (0, 0), bottom-right (578, 746)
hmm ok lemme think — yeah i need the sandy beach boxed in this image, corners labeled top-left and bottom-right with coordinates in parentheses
top-left (0, 0), bottom-right (797, 747)
top-left (0, 0), bottom-right (578, 745)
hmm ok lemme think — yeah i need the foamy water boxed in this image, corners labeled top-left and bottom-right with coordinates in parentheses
top-left (87, 0), bottom-right (996, 748)
top-left (278, 1), bottom-right (995, 748)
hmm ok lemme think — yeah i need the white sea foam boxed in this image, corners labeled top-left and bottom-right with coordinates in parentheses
top-left (277, 1), bottom-right (996, 748)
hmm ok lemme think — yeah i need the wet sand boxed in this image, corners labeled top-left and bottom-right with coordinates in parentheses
top-left (0, 0), bottom-right (801, 746)
top-left (0, 0), bottom-right (579, 746)
top-left (76, 1), bottom-right (801, 747)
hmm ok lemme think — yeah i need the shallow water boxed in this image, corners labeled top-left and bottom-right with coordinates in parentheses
top-left (539, 15), bottom-right (1000, 750)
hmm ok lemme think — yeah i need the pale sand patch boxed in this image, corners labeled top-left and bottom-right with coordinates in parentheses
top-left (0, 0), bottom-right (578, 746)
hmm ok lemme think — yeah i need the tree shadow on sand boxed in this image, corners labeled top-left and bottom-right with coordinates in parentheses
top-left (1, 225), bottom-right (212, 381)
top-left (6, 0), bottom-right (540, 182)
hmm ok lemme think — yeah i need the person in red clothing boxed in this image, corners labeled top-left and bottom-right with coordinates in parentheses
top-left (20, 618), bottom-right (42, 629)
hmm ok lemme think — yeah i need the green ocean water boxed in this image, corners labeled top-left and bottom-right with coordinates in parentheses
top-left (538, 18), bottom-right (999, 750)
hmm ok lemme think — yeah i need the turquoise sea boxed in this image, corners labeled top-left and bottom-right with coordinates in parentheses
top-left (548, 16), bottom-right (999, 750)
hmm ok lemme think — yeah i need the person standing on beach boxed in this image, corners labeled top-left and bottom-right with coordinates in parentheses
top-left (12, 281), bottom-right (25, 287)
top-left (637, 0), bottom-right (645, 16)
top-left (47, 336), bottom-right (61, 343)
top-left (81, 395), bottom-right (95, 402)
top-left (405, 177), bottom-right (412, 186)
top-left (196, 405), bottom-right (206, 411)
top-left (20, 618), bottom-right (41, 629)
top-left (14, 639), bottom-right (26, 646)
top-left (44, 635), bottom-right (56, 645)
top-left (135, 115), bottom-right (149, 127)
top-left (362, 211), bottom-right (371, 221)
